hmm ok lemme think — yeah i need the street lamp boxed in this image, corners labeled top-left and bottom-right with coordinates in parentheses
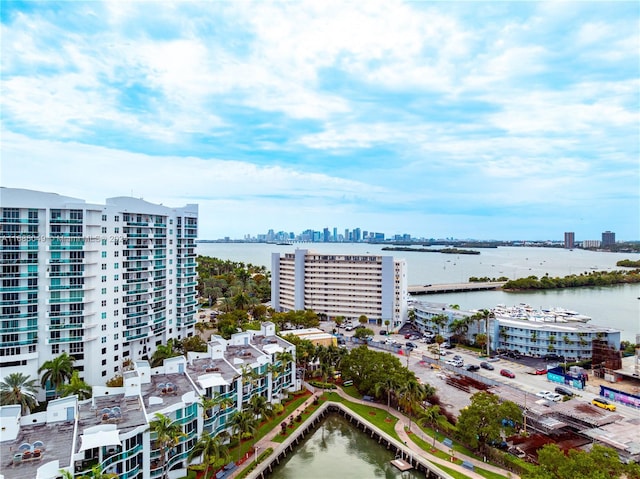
top-left (254, 445), bottom-right (260, 464)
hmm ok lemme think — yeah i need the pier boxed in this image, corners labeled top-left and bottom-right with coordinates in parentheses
top-left (408, 281), bottom-right (506, 295)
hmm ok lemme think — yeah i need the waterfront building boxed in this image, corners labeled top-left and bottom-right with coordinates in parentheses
top-left (0, 188), bottom-right (198, 395)
top-left (0, 322), bottom-right (296, 479)
top-left (601, 230), bottom-right (616, 247)
top-left (271, 249), bottom-right (408, 327)
top-left (410, 301), bottom-right (621, 361)
top-left (564, 232), bottom-right (575, 249)
top-left (582, 239), bottom-right (601, 249)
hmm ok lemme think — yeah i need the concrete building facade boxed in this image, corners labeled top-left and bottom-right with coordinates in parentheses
top-left (0, 323), bottom-right (296, 479)
top-left (271, 249), bottom-right (407, 327)
top-left (0, 188), bottom-right (198, 394)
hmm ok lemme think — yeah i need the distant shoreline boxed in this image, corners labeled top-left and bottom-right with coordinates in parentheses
top-left (381, 247), bottom-right (480, 255)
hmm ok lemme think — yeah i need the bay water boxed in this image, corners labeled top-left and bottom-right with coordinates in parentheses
top-left (196, 243), bottom-right (640, 342)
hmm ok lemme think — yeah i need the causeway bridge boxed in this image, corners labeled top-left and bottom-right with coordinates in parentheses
top-left (408, 281), bottom-right (506, 295)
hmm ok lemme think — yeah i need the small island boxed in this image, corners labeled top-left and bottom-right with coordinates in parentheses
top-left (617, 259), bottom-right (640, 268)
top-left (381, 247), bottom-right (480, 255)
top-left (502, 269), bottom-right (640, 290)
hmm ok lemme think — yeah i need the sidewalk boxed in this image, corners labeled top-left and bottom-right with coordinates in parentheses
top-left (226, 386), bottom-right (519, 479)
top-left (331, 386), bottom-right (520, 479)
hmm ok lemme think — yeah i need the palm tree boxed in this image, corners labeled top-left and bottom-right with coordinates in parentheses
top-left (148, 413), bottom-right (186, 479)
top-left (471, 309), bottom-right (493, 356)
top-left (417, 404), bottom-right (442, 448)
top-left (38, 352), bottom-right (75, 397)
top-left (248, 394), bottom-right (274, 422)
top-left (78, 464), bottom-right (118, 479)
top-left (187, 431), bottom-right (229, 479)
top-left (58, 370), bottom-right (92, 400)
top-left (150, 339), bottom-right (182, 367)
top-left (398, 379), bottom-right (429, 431)
top-left (430, 314), bottom-right (449, 335)
top-left (199, 393), bottom-right (233, 432)
top-left (0, 372), bottom-right (39, 414)
top-left (374, 375), bottom-right (399, 414)
top-left (229, 410), bottom-right (257, 461)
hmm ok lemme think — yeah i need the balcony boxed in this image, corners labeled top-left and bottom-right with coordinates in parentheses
top-left (0, 217), bottom-right (38, 224)
top-left (126, 221), bottom-right (149, 226)
top-left (50, 218), bottom-right (82, 224)
top-left (46, 335), bottom-right (84, 344)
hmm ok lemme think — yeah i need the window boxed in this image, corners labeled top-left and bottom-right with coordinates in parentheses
top-left (101, 300), bottom-right (107, 307)
top-left (114, 286), bottom-right (119, 293)
top-left (114, 227), bottom-right (119, 233)
top-left (114, 334), bottom-right (118, 340)
top-left (101, 275), bottom-right (107, 282)
top-left (101, 337), bottom-right (106, 343)
top-left (102, 371), bottom-right (106, 377)
top-left (114, 263), bottom-right (118, 269)
top-left (114, 299), bottom-right (119, 305)
top-left (114, 251), bottom-right (119, 257)
top-left (101, 239), bottom-right (107, 246)
top-left (113, 322), bottom-right (118, 328)
top-left (101, 251), bottom-right (107, 258)
top-left (102, 347), bottom-right (107, 354)
top-left (51, 344), bottom-right (60, 354)
top-left (114, 310), bottom-right (119, 317)
top-left (102, 325), bottom-right (107, 331)
top-left (102, 359), bottom-right (107, 365)
top-left (114, 274), bottom-right (119, 281)
top-left (101, 288), bottom-right (107, 294)
top-left (101, 264), bottom-right (107, 270)
top-left (114, 344), bottom-right (118, 351)
top-left (101, 312), bottom-right (107, 319)
top-left (114, 215), bottom-right (119, 222)
top-left (102, 214), bottom-right (107, 221)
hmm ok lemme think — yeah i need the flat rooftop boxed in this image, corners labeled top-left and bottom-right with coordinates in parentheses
top-left (142, 373), bottom-right (197, 415)
top-left (1, 419), bottom-right (75, 479)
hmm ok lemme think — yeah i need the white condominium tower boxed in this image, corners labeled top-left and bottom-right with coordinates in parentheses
top-left (0, 188), bottom-right (198, 396)
top-left (271, 249), bottom-right (407, 327)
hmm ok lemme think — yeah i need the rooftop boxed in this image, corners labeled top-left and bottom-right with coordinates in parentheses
top-left (142, 373), bottom-right (197, 415)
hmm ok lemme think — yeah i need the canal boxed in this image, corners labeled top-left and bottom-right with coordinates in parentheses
top-left (268, 414), bottom-right (425, 479)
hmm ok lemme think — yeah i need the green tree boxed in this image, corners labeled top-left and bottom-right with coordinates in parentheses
top-left (249, 394), bottom-right (274, 422)
top-left (58, 370), bottom-right (92, 400)
top-left (354, 327), bottom-right (374, 340)
top-left (374, 374), bottom-right (400, 413)
top-left (527, 443), bottom-right (625, 479)
top-left (38, 352), bottom-right (75, 396)
top-left (0, 372), bottom-right (39, 414)
top-left (417, 404), bottom-right (443, 448)
top-left (358, 314), bottom-right (368, 326)
top-left (150, 339), bottom-right (182, 367)
top-left (199, 393), bottom-right (233, 432)
top-left (334, 315), bottom-right (345, 330)
top-left (456, 391), bottom-right (521, 452)
top-left (229, 410), bottom-right (257, 461)
top-left (398, 378), bottom-right (430, 430)
top-left (148, 413), bottom-right (186, 479)
top-left (187, 431), bottom-right (229, 479)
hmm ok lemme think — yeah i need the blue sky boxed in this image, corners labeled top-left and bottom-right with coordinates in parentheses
top-left (1, 1), bottom-right (638, 241)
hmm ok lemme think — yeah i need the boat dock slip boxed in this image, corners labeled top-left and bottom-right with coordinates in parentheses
top-left (390, 458), bottom-right (412, 471)
top-left (408, 281), bottom-right (506, 295)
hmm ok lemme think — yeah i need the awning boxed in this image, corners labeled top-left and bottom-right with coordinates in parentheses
top-left (79, 429), bottom-right (122, 452)
top-left (198, 373), bottom-right (229, 389)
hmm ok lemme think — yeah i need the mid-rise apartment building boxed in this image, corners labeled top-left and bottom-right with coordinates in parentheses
top-left (601, 230), bottom-right (616, 247)
top-left (0, 323), bottom-right (296, 479)
top-left (0, 188), bottom-right (198, 393)
top-left (564, 232), bottom-right (575, 249)
top-left (271, 249), bottom-right (408, 327)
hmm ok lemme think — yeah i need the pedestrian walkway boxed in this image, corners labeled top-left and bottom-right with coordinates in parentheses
top-left (226, 386), bottom-right (519, 479)
top-left (330, 386), bottom-right (520, 479)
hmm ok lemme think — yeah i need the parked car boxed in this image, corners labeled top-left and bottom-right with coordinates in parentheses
top-left (592, 398), bottom-right (616, 411)
top-left (544, 392), bottom-right (562, 402)
top-left (555, 386), bottom-right (574, 397)
top-left (534, 368), bottom-right (547, 375)
top-left (466, 364), bottom-right (480, 372)
top-left (500, 369), bottom-right (515, 378)
top-left (406, 341), bottom-right (417, 349)
top-left (404, 333), bottom-right (412, 339)
top-left (380, 330), bottom-right (388, 336)
top-left (480, 361), bottom-right (494, 370)
top-left (344, 325), bottom-right (354, 331)
top-left (536, 390), bottom-right (552, 398)
top-left (443, 343), bottom-right (454, 349)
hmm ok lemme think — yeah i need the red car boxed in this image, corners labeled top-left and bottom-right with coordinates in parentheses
top-left (534, 368), bottom-right (547, 375)
top-left (500, 369), bottom-right (515, 378)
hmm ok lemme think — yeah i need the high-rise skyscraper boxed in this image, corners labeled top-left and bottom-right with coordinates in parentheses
top-left (602, 230), bottom-right (616, 247)
top-left (564, 232), bottom-right (575, 249)
top-left (0, 188), bottom-right (198, 393)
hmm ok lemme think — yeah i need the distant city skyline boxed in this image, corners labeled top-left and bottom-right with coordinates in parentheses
top-left (211, 226), bottom-right (623, 244)
top-left (1, 2), bottom-right (638, 240)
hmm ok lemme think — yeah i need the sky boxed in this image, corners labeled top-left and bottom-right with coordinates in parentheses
top-left (1, 1), bottom-right (639, 241)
